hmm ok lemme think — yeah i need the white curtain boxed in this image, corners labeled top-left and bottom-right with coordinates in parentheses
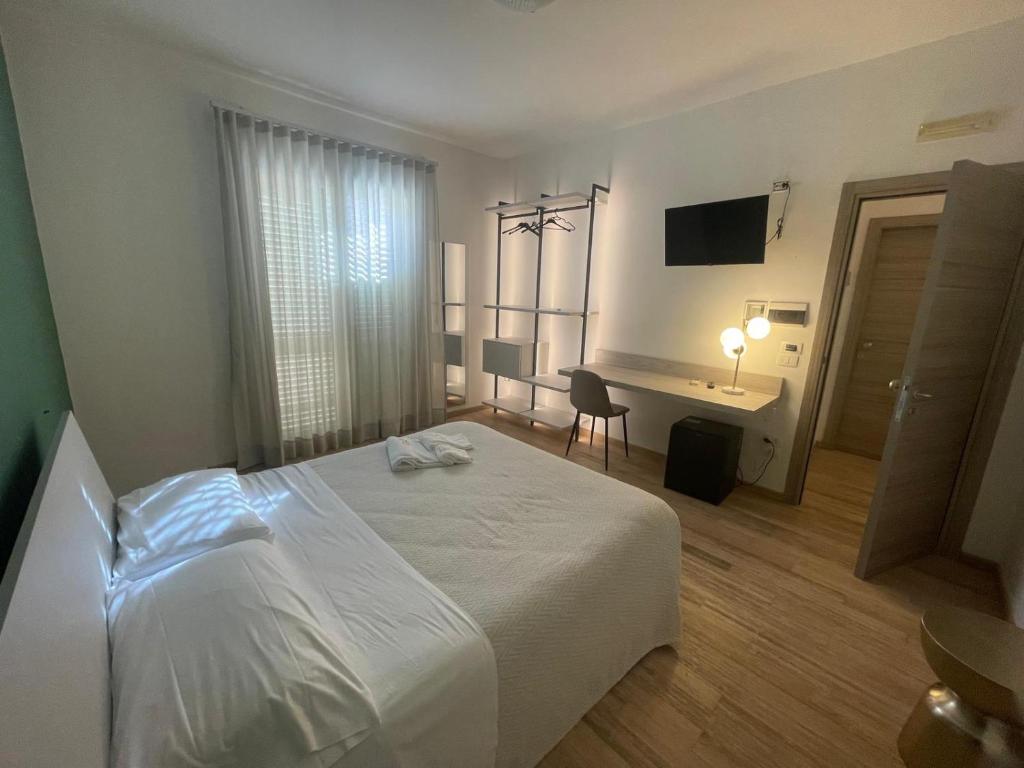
top-left (215, 107), bottom-right (444, 469)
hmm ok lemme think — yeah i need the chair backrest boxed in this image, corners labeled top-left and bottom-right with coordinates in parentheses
top-left (570, 369), bottom-right (614, 417)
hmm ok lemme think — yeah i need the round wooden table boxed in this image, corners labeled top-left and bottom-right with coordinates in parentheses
top-left (899, 607), bottom-right (1024, 767)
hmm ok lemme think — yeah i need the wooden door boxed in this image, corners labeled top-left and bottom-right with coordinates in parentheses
top-left (827, 215), bottom-right (939, 459)
top-left (855, 161), bottom-right (1024, 578)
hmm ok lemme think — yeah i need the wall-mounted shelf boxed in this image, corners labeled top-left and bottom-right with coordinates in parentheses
top-left (484, 189), bottom-right (609, 217)
top-left (481, 396), bottom-right (533, 415)
top-left (480, 397), bottom-right (573, 428)
top-left (483, 303), bottom-right (597, 317)
top-left (483, 201), bottom-right (537, 217)
top-left (442, 300), bottom-right (465, 307)
top-left (520, 374), bottom-right (571, 393)
top-left (483, 183), bottom-right (609, 430)
top-left (522, 406), bottom-right (576, 430)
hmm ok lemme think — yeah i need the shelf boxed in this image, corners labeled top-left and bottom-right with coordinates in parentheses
top-left (483, 304), bottom-right (597, 317)
top-left (484, 396), bottom-right (574, 429)
top-left (522, 406), bottom-right (576, 430)
top-left (442, 300), bottom-right (465, 307)
top-left (483, 335), bottom-right (534, 346)
top-left (483, 396), bottom-right (532, 415)
top-left (446, 380), bottom-right (465, 396)
top-left (535, 190), bottom-right (607, 210)
top-left (485, 189), bottom-right (607, 217)
top-left (483, 201), bottom-right (538, 216)
top-left (520, 374), bottom-right (571, 393)
top-left (443, 329), bottom-right (464, 337)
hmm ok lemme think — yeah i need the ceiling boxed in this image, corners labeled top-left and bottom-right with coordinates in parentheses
top-left (31, 0), bottom-right (1024, 158)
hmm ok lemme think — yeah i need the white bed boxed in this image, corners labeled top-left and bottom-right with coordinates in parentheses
top-left (306, 421), bottom-right (681, 767)
top-left (0, 414), bottom-right (680, 768)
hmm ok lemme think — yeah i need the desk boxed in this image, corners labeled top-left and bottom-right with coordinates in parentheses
top-left (558, 350), bottom-right (782, 416)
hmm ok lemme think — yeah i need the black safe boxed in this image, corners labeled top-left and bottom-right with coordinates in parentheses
top-left (664, 416), bottom-right (743, 505)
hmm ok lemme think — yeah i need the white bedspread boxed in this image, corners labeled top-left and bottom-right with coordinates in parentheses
top-left (241, 463), bottom-right (498, 768)
top-left (309, 421), bottom-right (681, 768)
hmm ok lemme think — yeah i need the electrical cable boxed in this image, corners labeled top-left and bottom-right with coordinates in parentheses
top-left (736, 440), bottom-right (777, 487)
top-left (764, 182), bottom-right (791, 245)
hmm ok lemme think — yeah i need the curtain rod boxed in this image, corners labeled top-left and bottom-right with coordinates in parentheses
top-left (210, 100), bottom-right (438, 167)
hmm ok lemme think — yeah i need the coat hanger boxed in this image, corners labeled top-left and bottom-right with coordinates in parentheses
top-left (502, 221), bottom-right (534, 235)
top-left (541, 214), bottom-right (575, 232)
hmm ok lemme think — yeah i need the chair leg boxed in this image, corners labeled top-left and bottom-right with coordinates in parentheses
top-left (604, 418), bottom-right (609, 471)
top-left (589, 417), bottom-right (595, 446)
top-left (566, 413), bottom-right (580, 456)
top-left (622, 413), bottom-right (629, 458)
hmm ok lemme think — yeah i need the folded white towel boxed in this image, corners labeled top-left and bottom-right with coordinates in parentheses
top-left (416, 431), bottom-right (474, 452)
top-left (386, 432), bottom-right (474, 472)
top-left (386, 436), bottom-right (440, 472)
top-left (431, 441), bottom-right (472, 467)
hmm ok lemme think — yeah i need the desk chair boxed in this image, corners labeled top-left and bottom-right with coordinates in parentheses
top-left (565, 369), bottom-right (629, 471)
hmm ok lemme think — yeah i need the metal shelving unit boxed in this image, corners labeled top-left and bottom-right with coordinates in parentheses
top-left (483, 183), bottom-right (609, 429)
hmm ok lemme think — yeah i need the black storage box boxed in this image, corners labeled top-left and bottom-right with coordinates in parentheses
top-left (664, 416), bottom-right (743, 505)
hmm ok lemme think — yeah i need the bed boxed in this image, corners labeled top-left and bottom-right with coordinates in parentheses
top-left (0, 413), bottom-right (681, 768)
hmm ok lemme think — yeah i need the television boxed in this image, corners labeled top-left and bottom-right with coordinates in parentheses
top-left (665, 194), bottom-right (769, 266)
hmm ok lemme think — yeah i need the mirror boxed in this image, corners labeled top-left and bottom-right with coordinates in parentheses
top-left (441, 242), bottom-right (467, 410)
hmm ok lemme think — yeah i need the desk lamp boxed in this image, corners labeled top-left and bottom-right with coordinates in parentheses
top-left (720, 316), bottom-right (771, 395)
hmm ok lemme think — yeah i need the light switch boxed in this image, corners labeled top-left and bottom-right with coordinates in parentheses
top-left (776, 354), bottom-right (799, 368)
top-left (779, 341), bottom-right (804, 354)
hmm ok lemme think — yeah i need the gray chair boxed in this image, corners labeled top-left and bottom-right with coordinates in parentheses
top-left (565, 369), bottom-right (629, 471)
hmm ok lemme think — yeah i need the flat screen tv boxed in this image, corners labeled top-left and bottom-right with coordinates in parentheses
top-left (665, 194), bottom-right (769, 266)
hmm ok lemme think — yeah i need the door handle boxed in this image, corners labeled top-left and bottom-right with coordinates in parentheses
top-left (912, 391), bottom-right (934, 401)
top-left (892, 378), bottom-right (911, 423)
top-left (862, 341), bottom-right (874, 349)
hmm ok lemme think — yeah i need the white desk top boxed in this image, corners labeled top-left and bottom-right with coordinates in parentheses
top-left (557, 361), bottom-right (781, 414)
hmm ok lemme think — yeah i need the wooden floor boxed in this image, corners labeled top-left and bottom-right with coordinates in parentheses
top-left (451, 410), bottom-right (1003, 768)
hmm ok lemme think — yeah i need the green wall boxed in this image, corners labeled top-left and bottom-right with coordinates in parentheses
top-left (0, 41), bottom-right (71, 576)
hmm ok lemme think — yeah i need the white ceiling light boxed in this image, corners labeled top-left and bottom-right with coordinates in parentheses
top-left (492, 0), bottom-right (557, 12)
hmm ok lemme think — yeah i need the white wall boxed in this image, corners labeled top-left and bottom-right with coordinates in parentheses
top-left (0, 7), bottom-right (508, 494)
top-left (814, 194), bottom-right (946, 442)
top-left (963, 346), bottom-right (1024, 624)
top-left (505, 18), bottom-right (1024, 491)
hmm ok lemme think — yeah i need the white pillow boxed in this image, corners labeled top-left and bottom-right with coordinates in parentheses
top-left (114, 468), bottom-right (272, 580)
top-left (108, 539), bottom-right (379, 768)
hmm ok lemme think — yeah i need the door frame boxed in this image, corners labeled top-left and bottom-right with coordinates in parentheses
top-left (820, 213), bottom-right (942, 457)
top-left (785, 163), bottom-right (1024, 560)
top-left (785, 171), bottom-right (949, 505)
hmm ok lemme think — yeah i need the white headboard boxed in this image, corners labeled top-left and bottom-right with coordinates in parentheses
top-left (0, 412), bottom-right (114, 768)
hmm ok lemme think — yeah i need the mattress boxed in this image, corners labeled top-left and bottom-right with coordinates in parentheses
top-left (309, 421), bottom-right (681, 767)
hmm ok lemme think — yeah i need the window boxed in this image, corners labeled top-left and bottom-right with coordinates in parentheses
top-left (259, 194), bottom-right (338, 435)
